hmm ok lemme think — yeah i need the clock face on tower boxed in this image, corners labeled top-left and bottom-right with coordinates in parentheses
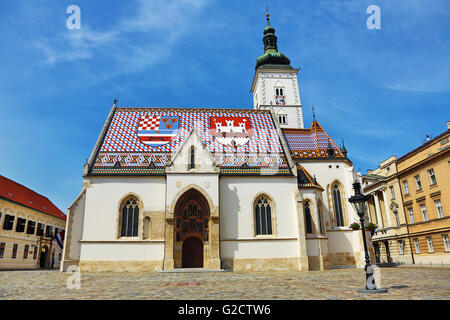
top-left (275, 95), bottom-right (286, 105)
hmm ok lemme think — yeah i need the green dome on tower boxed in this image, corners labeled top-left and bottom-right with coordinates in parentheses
top-left (255, 12), bottom-right (292, 70)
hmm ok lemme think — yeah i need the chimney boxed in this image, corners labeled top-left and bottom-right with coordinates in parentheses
top-left (447, 121), bottom-right (450, 130)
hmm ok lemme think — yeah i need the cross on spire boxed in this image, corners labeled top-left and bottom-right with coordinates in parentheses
top-left (266, 6), bottom-right (270, 26)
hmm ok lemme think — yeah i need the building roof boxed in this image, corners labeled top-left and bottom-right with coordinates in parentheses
top-left (0, 175), bottom-right (66, 220)
top-left (397, 128), bottom-right (450, 163)
top-left (297, 165), bottom-right (323, 190)
top-left (88, 107), bottom-right (293, 176)
top-left (282, 120), bottom-right (345, 160)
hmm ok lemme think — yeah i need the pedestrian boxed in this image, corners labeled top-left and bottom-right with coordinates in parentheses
top-left (51, 256), bottom-right (55, 269)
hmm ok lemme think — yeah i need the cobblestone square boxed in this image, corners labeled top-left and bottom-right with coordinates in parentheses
top-left (0, 267), bottom-right (449, 300)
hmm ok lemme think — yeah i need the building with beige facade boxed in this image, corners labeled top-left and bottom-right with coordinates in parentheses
top-left (363, 121), bottom-right (450, 266)
top-left (0, 175), bottom-right (66, 270)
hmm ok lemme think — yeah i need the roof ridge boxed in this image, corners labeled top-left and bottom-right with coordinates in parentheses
top-left (116, 106), bottom-right (271, 113)
top-left (397, 129), bottom-right (450, 162)
top-left (0, 175), bottom-right (50, 200)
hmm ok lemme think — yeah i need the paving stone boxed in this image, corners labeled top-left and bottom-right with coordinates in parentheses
top-left (0, 267), bottom-right (449, 299)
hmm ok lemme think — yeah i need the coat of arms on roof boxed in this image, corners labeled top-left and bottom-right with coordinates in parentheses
top-left (210, 117), bottom-right (252, 147)
top-left (137, 115), bottom-right (179, 147)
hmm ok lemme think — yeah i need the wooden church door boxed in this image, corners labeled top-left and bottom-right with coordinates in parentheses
top-left (182, 237), bottom-right (203, 268)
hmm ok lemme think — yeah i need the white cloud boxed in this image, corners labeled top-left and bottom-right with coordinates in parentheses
top-left (35, 0), bottom-right (210, 71)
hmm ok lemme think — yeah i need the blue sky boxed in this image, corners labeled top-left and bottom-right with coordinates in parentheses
top-left (1, 0), bottom-right (449, 212)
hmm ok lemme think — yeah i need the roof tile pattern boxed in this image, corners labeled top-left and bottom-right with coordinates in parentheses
top-left (282, 121), bottom-right (344, 159)
top-left (91, 108), bottom-right (290, 175)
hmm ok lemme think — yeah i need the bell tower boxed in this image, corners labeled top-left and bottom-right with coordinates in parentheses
top-left (250, 12), bottom-right (304, 129)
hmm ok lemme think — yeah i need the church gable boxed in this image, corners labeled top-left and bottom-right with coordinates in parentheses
top-left (89, 107), bottom-right (292, 176)
top-left (166, 129), bottom-right (219, 173)
top-left (282, 120), bottom-right (345, 160)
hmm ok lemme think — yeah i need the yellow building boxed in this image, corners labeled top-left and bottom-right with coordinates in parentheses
top-left (397, 122), bottom-right (450, 265)
top-left (363, 156), bottom-right (412, 265)
top-left (363, 121), bottom-right (450, 266)
top-left (0, 175), bottom-right (66, 270)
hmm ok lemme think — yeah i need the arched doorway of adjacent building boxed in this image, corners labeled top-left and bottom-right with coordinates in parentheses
top-left (174, 189), bottom-right (210, 268)
top-left (39, 246), bottom-right (48, 268)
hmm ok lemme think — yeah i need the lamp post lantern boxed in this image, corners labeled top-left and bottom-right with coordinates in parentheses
top-left (348, 181), bottom-right (388, 294)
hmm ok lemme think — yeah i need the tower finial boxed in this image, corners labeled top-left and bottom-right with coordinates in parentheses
top-left (266, 6), bottom-right (270, 25)
top-left (312, 105), bottom-right (316, 121)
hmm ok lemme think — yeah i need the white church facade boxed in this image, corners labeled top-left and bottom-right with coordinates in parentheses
top-left (62, 14), bottom-right (373, 272)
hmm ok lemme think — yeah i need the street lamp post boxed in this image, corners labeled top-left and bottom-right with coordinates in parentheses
top-left (348, 181), bottom-right (388, 294)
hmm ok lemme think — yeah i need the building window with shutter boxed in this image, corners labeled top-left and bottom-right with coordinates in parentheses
top-left (414, 175), bottom-right (422, 191)
top-left (12, 244), bottom-right (18, 259)
top-left (434, 200), bottom-right (444, 218)
top-left (443, 235), bottom-right (450, 252)
top-left (414, 238), bottom-right (420, 254)
top-left (428, 169), bottom-right (437, 185)
top-left (420, 204), bottom-right (428, 221)
top-left (26, 221), bottom-right (36, 235)
top-left (394, 212), bottom-right (400, 227)
top-left (426, 237), bottom-right (434, 253)
top-left (403, 181), bottom-right (409, 195)
top-left (407, 207), bottom-right (415, 224)
top-left (16, 218), bottom-right (26, 233)
top-left (36, 223), bottom-right (44, 236)
top-left (45, 225), bottom-right (53, 238)
top-left (3, 214), bottom-right (15, 230)
top-left (389, 186), bottom-right (395, 200)
top-left (398, 240), bottom-right (405, 255)
top-left (23, 245), bottom-right (29, 259)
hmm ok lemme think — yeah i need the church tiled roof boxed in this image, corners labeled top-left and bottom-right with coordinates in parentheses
top-left (296, 165), bottom-right (323, 190)
top-left (282, 121), bottom-right (345, 159)
top-left (0, 175), bottom-right (66, 220)
top-left (88, 107), bottom-right (292, 176)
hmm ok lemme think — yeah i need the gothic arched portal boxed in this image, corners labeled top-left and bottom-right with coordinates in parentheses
top-left (174, 189), bottom-right (210, 268)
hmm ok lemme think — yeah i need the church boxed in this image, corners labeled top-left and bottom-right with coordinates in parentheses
top-left (62, 13), bottom-right (372, 272)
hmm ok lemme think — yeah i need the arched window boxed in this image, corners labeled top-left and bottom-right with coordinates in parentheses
top-left (254, 196), bottom-right (273, 235)
top-left (278, 114), bottom-right (287, 125)
top-left (120, 197), bottom-right (140, 237)
top-left (333, 184), bottom-right (344, 227)
top-left (317, 201), bottom-right (324, 234)
top-left (304, 201), bottom-right (313, 234)
top-left (189, 147), bottom-right (195, 170)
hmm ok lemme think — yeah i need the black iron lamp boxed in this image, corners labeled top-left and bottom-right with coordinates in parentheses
top-left (348, 181), bottom-right (388, 294)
